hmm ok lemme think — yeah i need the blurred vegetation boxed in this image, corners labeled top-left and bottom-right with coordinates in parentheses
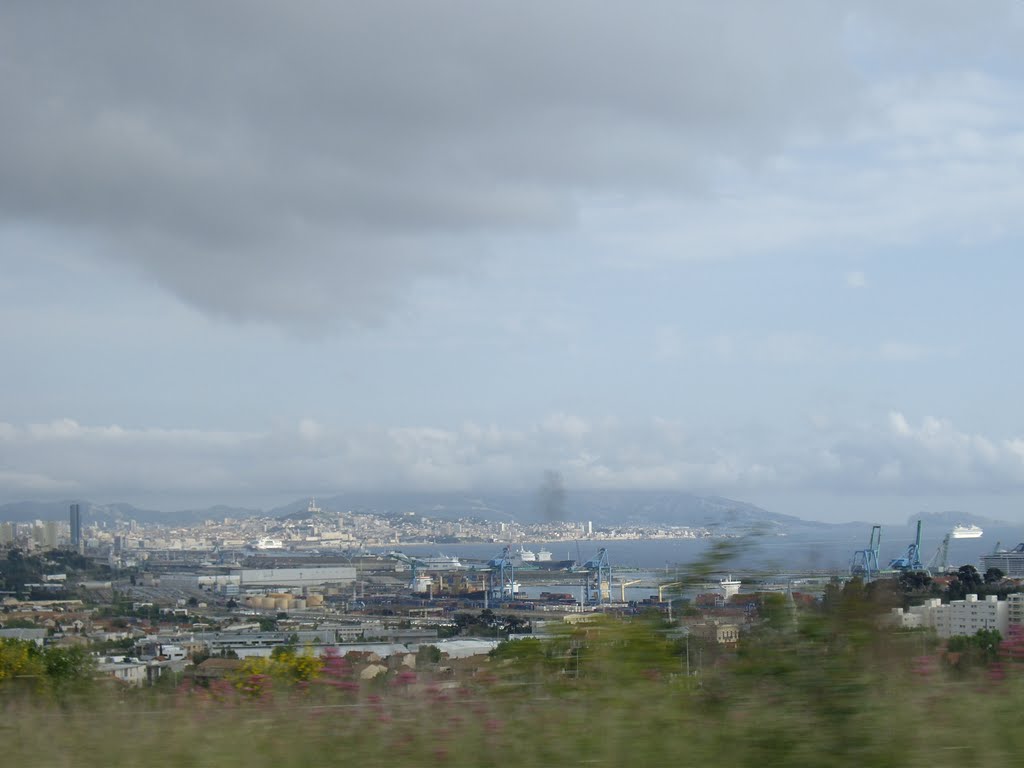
top-left (6, 541), bottom-right (1024, 766)
top-left (0, 639), bottom-right (95, 697)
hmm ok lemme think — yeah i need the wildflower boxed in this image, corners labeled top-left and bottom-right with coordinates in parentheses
top-left (392, 670), bottom-right (417, 687)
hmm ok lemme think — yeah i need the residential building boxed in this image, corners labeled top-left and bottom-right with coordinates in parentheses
top-left (902, 594), bottom-right (1010, 639)
top-left (690, 621), bottom-right (741, 645)
top-left (96, 657), bottom-right (148, 687)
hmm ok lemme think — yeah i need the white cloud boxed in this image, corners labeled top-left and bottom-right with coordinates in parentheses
top-left (297, 418), bottom-right (323, 442)
top-left (3, 410), bottom-right (1023, 506)
top-left (845, 270), bottom-right (868, 289)
top-left (595, 70), bottom-right (1024, 270)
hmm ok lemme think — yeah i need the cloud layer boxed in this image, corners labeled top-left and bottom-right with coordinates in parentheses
top-left (3, 412), bottom-right (1024, 506)
top-left (9, 3), bottom-right (1013, 329)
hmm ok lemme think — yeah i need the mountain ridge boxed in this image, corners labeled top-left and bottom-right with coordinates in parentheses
top-left (1, 490), bottom-right (822, 531)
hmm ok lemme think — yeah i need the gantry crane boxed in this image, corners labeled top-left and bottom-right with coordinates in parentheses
top-left (386, 550), bottom-right (429, 590)
top-left (617, 579), bottom-right (642, 602)
top-left (658, 581), bottom-right (684, 602)
top-left (888, 520), bottom-right (924, 572)
top-left (926, 532), bottom-right (953, 575)
top-left (487, 546), bottom-right (517, 601)
top-left (582, 548), bottom-right (611, 604)
top-left (851, 525), bottom-right (882, 579)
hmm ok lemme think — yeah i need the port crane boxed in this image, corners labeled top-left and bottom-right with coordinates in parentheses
top-left (487, 546), bottom-right (517, 601)
top-left (386, 551), bottom-right (429, 591)
top-left (617, 579), bottom-right (642, 602)
top-left (888, 520), bottom-right (924, 572)
top-left (581, 547), bottom-right (611, 605)
top-left (658, 581), bottom-right (685, 601)
top-left (850, 525), bottom-right (882, 580)
top-left (926, 532), bottom-right (953, 575)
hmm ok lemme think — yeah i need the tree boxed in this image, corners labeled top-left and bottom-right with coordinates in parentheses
top-left (946, 628), bottom-right (1002, 669)
top-left (42, 645), bottom-right (96, 689)
top-left (416, 644), bottom-right (442, 665)
top-left (948, 565), bottom-right (984, 600)
top-left (898, 570), bottom-right (932, 593)
top-left (984, 567), bottom-right (1005, 585)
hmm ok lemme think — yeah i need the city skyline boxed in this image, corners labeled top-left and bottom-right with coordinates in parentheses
top-left (3, 4), bottom-right (1024, 523)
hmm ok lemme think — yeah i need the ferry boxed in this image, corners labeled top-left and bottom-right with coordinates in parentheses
top-left (417, 554), bottom-right (465, 570)
top-left (252, 537), bottom-right (284, 550)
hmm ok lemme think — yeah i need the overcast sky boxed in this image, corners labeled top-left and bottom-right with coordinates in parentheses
top-left (2, 2), bottom-right (1024, 523)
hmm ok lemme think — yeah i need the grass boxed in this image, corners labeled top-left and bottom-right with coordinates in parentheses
top-left (4, 614), bottom-right (1024, 768)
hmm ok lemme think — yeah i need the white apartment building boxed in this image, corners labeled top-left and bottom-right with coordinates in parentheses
top-left (892, 594), bottom-right (1012, 639)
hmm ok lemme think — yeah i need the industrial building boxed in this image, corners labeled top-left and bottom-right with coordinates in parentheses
top-left (233, 566), bottom-right (356, 589)
top-left (158, 565), bottom-right (356, 595)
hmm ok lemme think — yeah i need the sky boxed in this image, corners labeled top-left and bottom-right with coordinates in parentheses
top-left (2, 2), bottom-right (1024, 523)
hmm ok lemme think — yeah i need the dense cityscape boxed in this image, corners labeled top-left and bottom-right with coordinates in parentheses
top-left (5, 498), bottom-right (1024, 696)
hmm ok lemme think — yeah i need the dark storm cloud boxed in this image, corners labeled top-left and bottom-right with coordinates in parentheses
top-left (0, 2), bottom-right (1009, 328)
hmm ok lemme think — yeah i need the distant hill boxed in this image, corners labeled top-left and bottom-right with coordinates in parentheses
top-left (0, 490), bottom-right (871, 534)
top-left (268, 490), bottom-right (825, 533)
top-left (0, 499), bottom-right (262, 525)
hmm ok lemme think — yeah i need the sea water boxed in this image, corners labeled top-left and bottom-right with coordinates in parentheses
top-left (388, 523), bottom-right (1024, 576)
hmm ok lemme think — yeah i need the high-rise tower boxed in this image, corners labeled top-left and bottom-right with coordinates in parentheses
top-left (70, 503), bottom-right (82, 551)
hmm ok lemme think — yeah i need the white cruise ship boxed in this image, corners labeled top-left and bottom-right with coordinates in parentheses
top-left (517, 547), bottom-right (537, 562)
top-left (951, 524), bottom-right (983, 539)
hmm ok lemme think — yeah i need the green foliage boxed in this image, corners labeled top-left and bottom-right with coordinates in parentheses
top-left (0, 639), bottom-right (96, 697)
top-left (416, 644), bottom-right (442, 665)
top-left (5, 596), bottom-right (1024, 768)
top-left (984, 567), bottom-right (1005, 584)
top-left (231, 647), bottom-right (323, 692)
top-left (451, 609), bottom-right (530, 638)
top-left (946, 628), bottom-right (1002, 669)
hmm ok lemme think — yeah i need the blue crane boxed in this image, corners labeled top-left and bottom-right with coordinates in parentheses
top-left (487, 546), bottom-right (517, 601)
top-left (582, 547), bottom-right (611, 605)
top-left (386, 550), bottom-right (429, 590)
top-left (851, 525), bottom-right (882, 579)
top-left (888, 520), bottom-right (924, 571)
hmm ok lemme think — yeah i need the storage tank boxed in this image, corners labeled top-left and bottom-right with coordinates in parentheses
top-left (290, 599), bottom-right (307, 610)
top-left (274, 597), bottom-right (291, 610)
top-left (306, 594), bottom-right (324, 607)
